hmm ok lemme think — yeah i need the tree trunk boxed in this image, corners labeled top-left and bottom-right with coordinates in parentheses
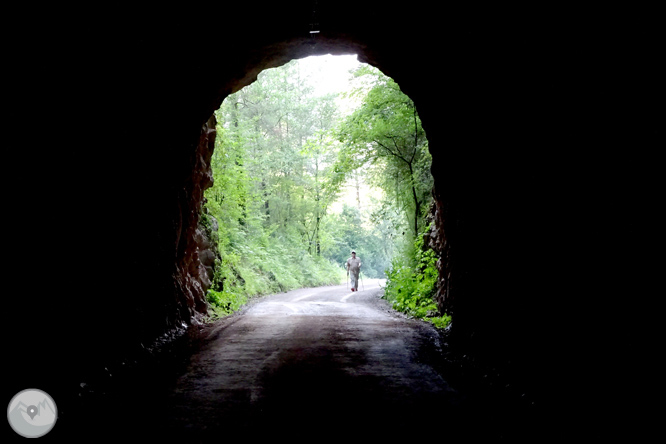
top-left (355, 171), bottom-right (361, 212)
top-left (409, 163), bottom-right (419, 235)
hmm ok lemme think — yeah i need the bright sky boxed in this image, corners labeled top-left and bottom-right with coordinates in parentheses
top-left (292, 55), bottom-right (385, 219)
top-left (251, 54), bottom-right (382, 218)
top-left (292, 55), bottom-right (381, 217)
top-left (294, 54), bottom-right (362, 96)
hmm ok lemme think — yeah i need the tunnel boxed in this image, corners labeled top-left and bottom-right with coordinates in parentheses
top-left (6, 3), bottom-right (659, 441)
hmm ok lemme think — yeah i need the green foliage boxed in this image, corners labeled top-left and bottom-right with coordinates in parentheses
top-left (320, 202), bottom-right (399, 278)
top-left (204, 59), bottom-right (348, 316)
top-left (207, 289), bottom-right (247, 318)
top-left (335, 66), bottom-right (433, 237)
top-left (425, 315), bottom-right (452, 329)
top-left (202, 56), bottom-right (440, 325)
top-left (383, 224), bottom-right (450, 328)
top-left (206, 237), bottom-right (346, 319)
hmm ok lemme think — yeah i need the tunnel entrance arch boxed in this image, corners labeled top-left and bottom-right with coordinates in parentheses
top-left (158, 29), bottom-right (469, 366)
top-left (169, 29), bottom-right (578, 419)
top-left (200, 54), bottom-right (438, 324)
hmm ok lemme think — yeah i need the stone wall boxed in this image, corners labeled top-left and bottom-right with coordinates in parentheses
top-left (171, 115), bottom-right (217, 325)
top-left (426, 197), bottom-right (453, 317)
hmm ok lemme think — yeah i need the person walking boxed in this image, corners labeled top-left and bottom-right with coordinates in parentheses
top-left (345, 250), bottom-right (362, 292)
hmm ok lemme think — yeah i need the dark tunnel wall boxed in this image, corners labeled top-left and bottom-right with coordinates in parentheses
top-left (5, 3), bottom-right (659, 438)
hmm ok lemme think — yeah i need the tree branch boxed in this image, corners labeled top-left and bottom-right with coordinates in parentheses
top-left (375, 138), bottom-right (410, 165)
top-left (413, 106), bottom-right (419, 151)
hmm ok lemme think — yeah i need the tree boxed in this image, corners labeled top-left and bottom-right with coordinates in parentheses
top-left (204, 59), bottom-right (349, 310)
top-left (203, 57), bottom-right (436, 315)
top-left (336, 66), bottom-right (433, 237)
top-left (300, 95), bottom-right (341, 255)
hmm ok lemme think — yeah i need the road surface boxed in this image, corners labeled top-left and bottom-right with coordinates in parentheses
top-left (58, 280), bottom-right (536, 442)
top-left (156, 280), bottom-right (469, 440)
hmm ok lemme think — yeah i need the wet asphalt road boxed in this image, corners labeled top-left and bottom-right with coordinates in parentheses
top-left (53, 281), bottom-right (540, 442)
top-left (160, 280), bottom-right (464, 441)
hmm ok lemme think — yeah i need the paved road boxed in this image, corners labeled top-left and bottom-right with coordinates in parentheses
top-left (157, 280), bottom-right (468, 440)
top-left (58, 281), bottom-right (535, 442)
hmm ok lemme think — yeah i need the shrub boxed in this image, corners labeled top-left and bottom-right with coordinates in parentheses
top-left (383, 224), bottom-right (450, 329)
top-left (205, 232), bottom-right (345, 319)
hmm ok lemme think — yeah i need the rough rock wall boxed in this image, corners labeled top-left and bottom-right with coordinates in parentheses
top-left (426, 197), bottom-right (453, 317)
top-left (197, 213), bottom-right (219, 295)
top-left (171, 115), bottom-right (217, 325)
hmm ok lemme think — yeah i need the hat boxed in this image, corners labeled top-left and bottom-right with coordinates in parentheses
top-left (351, 250), bottom-right (356, 254)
